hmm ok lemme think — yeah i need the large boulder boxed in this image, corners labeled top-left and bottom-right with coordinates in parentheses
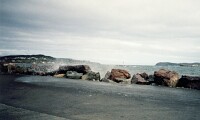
top-left (82, 71), bottom-right (100, 81)
top-left (101, 70), bottom-right (131, 84)
top-left (58, 65), bottom-right (91, 74)
top-left (109, 69), bottom-right (131, 82)
top-left (131, 73), bottom-right (150, 85)
top-left (66, 71), bottom-right (83, 79)
top-left (154, 69), bottom-right (179, 87)
top-left (177, 76), bottom-right (200, 90)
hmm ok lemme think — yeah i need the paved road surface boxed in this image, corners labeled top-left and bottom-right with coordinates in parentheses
top-left (0, 75), bottom-right (200, 120)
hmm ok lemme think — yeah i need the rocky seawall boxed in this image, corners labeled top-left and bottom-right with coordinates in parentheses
top-left (0, 62), bottom-right (200, 90)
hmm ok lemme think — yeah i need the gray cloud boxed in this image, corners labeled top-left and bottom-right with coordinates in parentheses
top-left (0, 0), bottom-right (200, 64)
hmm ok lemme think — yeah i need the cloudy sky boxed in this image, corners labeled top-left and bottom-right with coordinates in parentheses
top-left (0, 0), bottom-right (200, 65)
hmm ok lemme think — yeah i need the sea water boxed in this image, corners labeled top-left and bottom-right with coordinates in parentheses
top-left (121, 65), bottom-right (200, 76)
top-left (91, 65), bottom-right (200, 77)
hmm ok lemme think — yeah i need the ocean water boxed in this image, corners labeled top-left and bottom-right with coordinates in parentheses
top-left (91, 65), bottom-right (200, 77)
top-left (122, 65), bottom-right (200, 76)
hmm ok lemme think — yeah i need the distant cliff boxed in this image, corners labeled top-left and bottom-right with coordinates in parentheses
top-left (155, 62), bottom-right (200, 67)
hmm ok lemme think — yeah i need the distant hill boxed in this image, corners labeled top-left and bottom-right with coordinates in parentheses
top-left (0, 54), bottom-right (101, 65)
top-left (0, 54), bottom-right (56, 63)
top-left (155, 62), bottom-right (200, 67)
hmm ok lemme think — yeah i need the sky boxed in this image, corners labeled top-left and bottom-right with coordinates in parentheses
top-left (0, 0), bottom-right (200, 65)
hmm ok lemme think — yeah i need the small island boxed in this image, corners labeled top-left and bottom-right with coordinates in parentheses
top-left (155, 62), bottom-right (200, 67)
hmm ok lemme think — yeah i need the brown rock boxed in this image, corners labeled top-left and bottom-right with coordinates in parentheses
top-left (109, 69), bottom-right (131, 82)
top-left (154, 69), bottom-right (179, 87)
top-left (101, 70), bottom-right (131, 84)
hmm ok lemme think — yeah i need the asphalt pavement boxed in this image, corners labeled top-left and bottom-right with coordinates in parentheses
top-left (0, 75), bottom-right (200, 120)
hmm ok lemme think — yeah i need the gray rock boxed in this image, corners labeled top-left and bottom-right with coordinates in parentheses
top-left (104, 71), bottom-right (111, 79)
top-left (82, 71), bottom-right (100, 81)
top-left (66, 71), bottom-right (83, 79)
top-left (131, 74), bottom-right (150, 85)
top-left (101, 71), bottom-right (111, 82)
